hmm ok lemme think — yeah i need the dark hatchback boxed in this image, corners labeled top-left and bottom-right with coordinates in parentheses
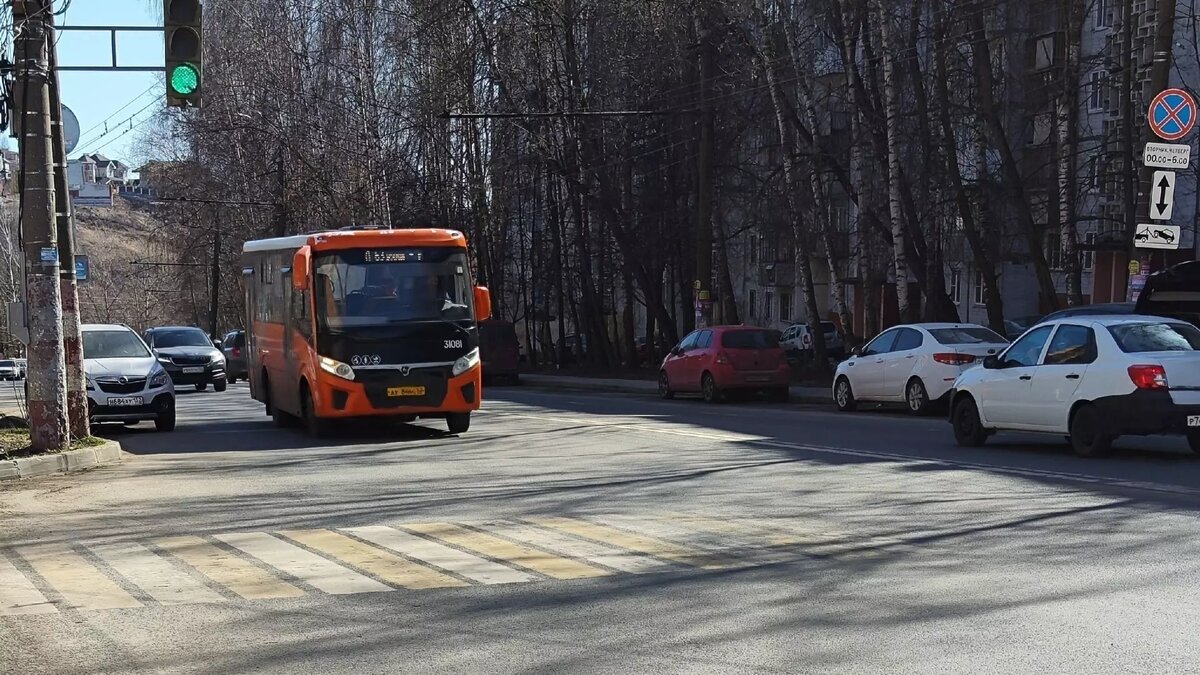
top-left (144, 326), bottom-right (228, 392)
top-left (221, 329), bottom-right (248, 383)
top-left (479, 319), bottom-right (520, 384)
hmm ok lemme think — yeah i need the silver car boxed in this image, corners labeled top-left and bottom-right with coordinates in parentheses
top-left (82, 324), bottom-right (177, 431)
top-left (0, 359), bottom-right (19, 381)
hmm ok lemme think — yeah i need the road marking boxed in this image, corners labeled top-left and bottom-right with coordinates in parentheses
top-left (279, 529), bottom-right (466, 590)
top-left (404, 523), bottom-right (610, 580)
top-left (156, 536), bottom-right (304, 600)
top-left (525, 517), bottom-right (728, 569)
top-left (475, 521), bottom-right (670, 574)
top-left (91, 542), bottom-right (226, 606)
top-left (215, 532), bottom-right (391, 595)
top-left (343, 526), bottom-right (536, 585)
top-left (0, 553), bottom-right (56, 615)
top-left (16, 544), bottom-right (141, 611)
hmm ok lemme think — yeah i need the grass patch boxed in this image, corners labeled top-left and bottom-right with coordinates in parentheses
top-left (0, 430), bottom-right (111, 460)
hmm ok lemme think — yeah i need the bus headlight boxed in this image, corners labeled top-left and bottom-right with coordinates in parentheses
top-left (452, 349), bottom-right (480, 376)
top-left (319, 356), bottom-right (355, 381)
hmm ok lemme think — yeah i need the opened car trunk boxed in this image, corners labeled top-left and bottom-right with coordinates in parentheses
top-left (721, 330), bottom-right (783, 371)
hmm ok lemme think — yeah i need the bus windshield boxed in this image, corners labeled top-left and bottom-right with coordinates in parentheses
top-left (314, 247), bottom-right (475, 328)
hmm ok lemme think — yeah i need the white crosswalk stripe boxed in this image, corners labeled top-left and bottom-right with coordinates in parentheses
top-left (214, 532), bottom-right (391, 595)
top-left (91, 542), bottom-right (227, 606)
top-left (344, 525), bottom-right (536, 584)
top-left (0, 553), bottom-right (55, 616)
top-left (473, 521), bottom-right (671, 574)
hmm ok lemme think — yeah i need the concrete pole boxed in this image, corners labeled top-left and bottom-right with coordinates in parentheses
top-left (45, 10), bottom-right (88, 439)
top-left (13, 0), bottom-right (68, 451)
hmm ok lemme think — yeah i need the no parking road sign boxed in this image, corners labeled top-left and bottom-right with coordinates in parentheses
top-left (1149, 88), bottom-right (1197, 141)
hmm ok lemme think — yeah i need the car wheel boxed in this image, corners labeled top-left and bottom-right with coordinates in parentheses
top-left (301, 384), bottom-right (330, 438)
top-left (446, 412), bottom-right (471, 434)
top-left (195, 383), bottom-right (208, 392)
top-left (952, 397), bottom-right (988, 447)
top-left (658, 371), bottom-right (674, 400)
top-left (1188, 432), bottom-right (1200, 455)
top-left (905, 378), bottom-right (931, 416)
top-left (1069, 404), bottom-right (1113, 458)
top-left (701, 372), bottom-right (721, 403)
top-left (214, 378), bottom-right (228, 393)
top-left (269, 382), bottom-right (293, 428)
top-left (155, 400), bottom-right (176, 432)
top-left (834, 377), bottom-right (856, 412)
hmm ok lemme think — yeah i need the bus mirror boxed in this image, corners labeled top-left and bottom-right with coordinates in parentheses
top-left (292, 247), bottom-right (311, 291)
top-left (474, 286), bottom-right (492, 321)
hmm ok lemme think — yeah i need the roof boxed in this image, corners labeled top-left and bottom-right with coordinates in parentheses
top-left (243, 228), bottom-right (468, 254)
top-left (908, 323), bottom-right (997, 330)
top-left (1051, 314), bottom-right (1190, 326)
top-left (145, 326), bottom-right (206, 332)
top-left (80, 323), bottom-right (133, 332)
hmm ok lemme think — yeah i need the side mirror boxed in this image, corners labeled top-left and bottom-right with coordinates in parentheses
top-left (983, 355), bottom-right (1000, 369)
top-left (474, 286), bottom-right (492, 321)
top-left (292, 246), bottom-right (311, 291)
top-left (850, 345), bottom-right (863, 357)
top-left (213, 339), bottom-right (223, 349)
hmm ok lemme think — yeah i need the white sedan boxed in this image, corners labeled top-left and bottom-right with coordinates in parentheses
top-left (948, 315), bottom-right (1200, 457)
top-left (833, 323), bottom-right (1009, 415)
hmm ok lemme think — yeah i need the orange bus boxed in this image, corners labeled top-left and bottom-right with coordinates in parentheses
top-left (242, 228), bottom-right (491, 436)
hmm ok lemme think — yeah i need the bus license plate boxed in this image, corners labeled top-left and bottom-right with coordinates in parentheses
top-left (1189, 416), bottom-right (1200, 427)
top-left (388, 386), bottom-right (425, 397)
top-left (107, 396), bottom-right (143, 407)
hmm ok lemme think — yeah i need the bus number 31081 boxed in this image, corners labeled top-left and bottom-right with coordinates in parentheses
top-left (445, 339), bottom-right (464, 349)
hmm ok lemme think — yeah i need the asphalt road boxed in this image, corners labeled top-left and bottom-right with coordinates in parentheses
top-left (3, 383), bottom-right (1200, 673)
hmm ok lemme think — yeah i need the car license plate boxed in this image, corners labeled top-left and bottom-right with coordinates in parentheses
top-left (183, 367), bottom-right (205, 374)
top-left (388, 386), bottom-right (425, 397)
top-left (746, 375), bottom-right (769, 383)
top-left (107, 396), bottom-right (143, 407)
top-left (1189, 416), bottom-right (1200, 428)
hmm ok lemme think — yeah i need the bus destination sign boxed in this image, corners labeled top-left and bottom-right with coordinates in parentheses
top-left (363, 249), bottom-right (425, 263)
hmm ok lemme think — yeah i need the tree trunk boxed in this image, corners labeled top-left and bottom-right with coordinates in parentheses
top-left (1058, 0), bottom-right (1086, 306)
top-left (877, 1), bottom-right (912, 323)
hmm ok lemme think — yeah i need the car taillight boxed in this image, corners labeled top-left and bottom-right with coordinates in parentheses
top-left (232, 347), bottom-right (241, 358)
top-left (1128, 364), bottom-right (1168, 390)
top-left (802, 334), bottom-right (812, 347)
top-left (933, 353), bottom-right (975, 366)
top-left (715, 351), bottom-right (731, 365)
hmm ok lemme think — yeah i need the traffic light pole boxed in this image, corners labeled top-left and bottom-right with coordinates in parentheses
top-left (46, 10), bottom-right (89, 439)
top-left (13, 0), bottom-right (69, 451)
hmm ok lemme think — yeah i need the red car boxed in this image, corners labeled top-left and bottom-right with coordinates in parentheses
top-left (658, 326), bottom-right (791, 402)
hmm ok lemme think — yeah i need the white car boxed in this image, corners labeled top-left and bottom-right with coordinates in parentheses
top-left (833, 323), bottom-right (1009, 415)
top-left (948, 315), bottom-right (1200, 457)
top-left (82, 324), bottom-right (176, 431)
top-left (0, 359), bottom-right (20, 380)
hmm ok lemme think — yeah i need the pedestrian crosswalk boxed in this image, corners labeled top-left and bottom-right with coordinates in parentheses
top-left (0, 515), bottom-right (909, 616)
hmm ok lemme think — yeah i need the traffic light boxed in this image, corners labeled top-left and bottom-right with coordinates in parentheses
top-left (164, 0), bottom-right (202, 107)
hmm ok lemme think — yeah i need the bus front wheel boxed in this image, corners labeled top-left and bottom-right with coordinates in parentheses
top-left (301, 383), bottom-right (331, 438)
top-left (446, 412), bottom-right (470, 435)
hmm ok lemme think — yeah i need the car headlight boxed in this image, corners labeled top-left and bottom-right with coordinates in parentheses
top-left (452, 348), bottom-right (480, 376)
top-left (150, 368), bottom-right (170, 388)
top-left (210, 353), bottom-right (225, 364)
top-left (319, 356), bottom-right (355, 381)
top-left (156, 355), bottom-right (172, 364)
top-left (86, 379), bottom-right (95, 391)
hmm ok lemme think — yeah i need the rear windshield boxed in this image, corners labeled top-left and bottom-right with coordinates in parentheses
top-left (721, 330), bottom-right (779, 349)
top-left (480, 322), bottom-right (518, 347)
top-left (929, 327), bottom-right (1008, 345)
top-left (1109, 322), bottom-right (1200, 353)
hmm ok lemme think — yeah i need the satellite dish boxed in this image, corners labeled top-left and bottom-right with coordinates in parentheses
top-left (62, 105), bottom-right (80, 155)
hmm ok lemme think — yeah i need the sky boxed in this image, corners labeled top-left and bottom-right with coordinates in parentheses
top-left (45, 0), bottom-right (163, 168)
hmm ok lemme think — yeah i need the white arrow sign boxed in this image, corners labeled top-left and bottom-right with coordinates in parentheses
top-left (1135, 223), bottom-right (1181, 249)
top-left (1150, 170), bottom-right (1176, 220)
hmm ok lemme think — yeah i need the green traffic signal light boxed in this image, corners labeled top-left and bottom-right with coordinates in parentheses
top-left (170, 63), bottom-right (200, 96)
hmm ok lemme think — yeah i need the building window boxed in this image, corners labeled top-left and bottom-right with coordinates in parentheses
top-left (749, 235), bottom-right (758, 264)
top-left (1082, 232), bottom-right (1096, 270)
top-left (1034, 34), bottom-right (1057, 71)
top-left (1030, 111), bottom-right (1053, 146)
top-left (779, 292), bottom-right (792, 321)
top-left (830, 203), bottom-right (850, 232)
top-left (1095, 0), bottom-right (1114, 29)
top-left (748, 289), bottom-right (757, 319)
top-left (764, 291), bottom-right (774, 321)
top-left (830, 110), bottom-right (850, 132)
top-left (1088, 71), bottom-right (1110, 112)
top-left (974, 270), bottom-right (993, 306)
top-left (1046, 233), bottom-right (1063, 270)
top-left (949, 269), bottom-right (961, 304)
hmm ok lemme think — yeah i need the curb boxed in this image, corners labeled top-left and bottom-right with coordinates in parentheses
top-left (0, 440), bottom-right (124, 482)
top-left (512, 376), bottom-right (833, 405)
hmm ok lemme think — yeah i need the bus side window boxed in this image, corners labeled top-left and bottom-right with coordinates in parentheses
top-left (291, 286), bottom-right (311, 342)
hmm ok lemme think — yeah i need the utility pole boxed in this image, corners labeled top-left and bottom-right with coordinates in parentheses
top-left (693, 6), bottom-right (715, 331)
top-left (1123, 0), bottom-right (1178, 299)
top-left (13, 0), bottom-right (68, 451)
top-left (46, 8), bottom-right (88, 439)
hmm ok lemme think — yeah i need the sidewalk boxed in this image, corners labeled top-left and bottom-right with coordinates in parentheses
top-left (516, 373), bottom-right (832, 404)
